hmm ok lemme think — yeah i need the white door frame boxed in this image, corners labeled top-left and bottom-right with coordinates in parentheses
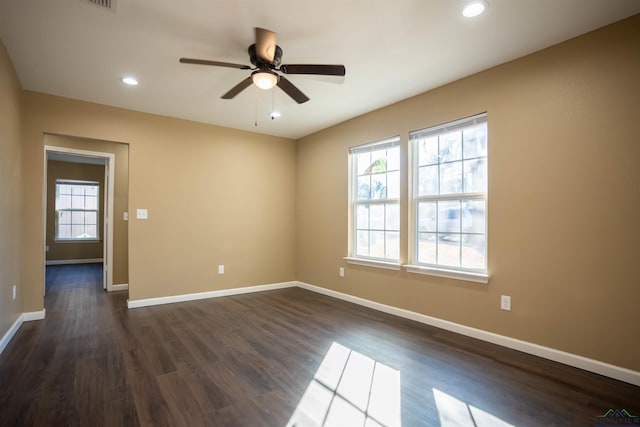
top-left (43, 145), bottom-right (115, 291)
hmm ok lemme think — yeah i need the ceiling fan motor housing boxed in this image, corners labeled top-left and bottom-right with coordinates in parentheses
top-left (248, 44), bottom-right (283, 68)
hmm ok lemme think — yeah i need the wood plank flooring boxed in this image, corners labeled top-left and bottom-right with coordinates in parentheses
top-left (1, 264), bottom-right (638, 426)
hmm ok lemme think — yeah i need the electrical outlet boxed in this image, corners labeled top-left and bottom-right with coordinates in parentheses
top-left (339, 267), bottom-right (345, 277)
top-left (123, 212), bottom-right (129, 221)
top-left (501, 295), bottom-right (511, 311)
top-left (218, 265), bottom-right (224, 275)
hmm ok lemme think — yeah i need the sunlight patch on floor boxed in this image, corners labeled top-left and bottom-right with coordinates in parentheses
top-left (432, 388), bottom-right (515, 427)
top-left (287, 342), bottom-right (401, 427)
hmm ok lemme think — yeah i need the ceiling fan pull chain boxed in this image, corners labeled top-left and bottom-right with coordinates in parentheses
top-left (254, 87), bottom-right (258, 127)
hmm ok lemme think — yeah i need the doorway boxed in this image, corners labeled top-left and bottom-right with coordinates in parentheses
top-left (44, 146), bottom-right (115, 292)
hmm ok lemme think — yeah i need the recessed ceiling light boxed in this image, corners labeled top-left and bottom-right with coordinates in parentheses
top-left (462, 0), bottom-right (488, 18)
top-left (121, 76), bottom-right (138, 86)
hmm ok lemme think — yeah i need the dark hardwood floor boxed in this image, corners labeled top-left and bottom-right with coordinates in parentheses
top-left (1, 264), bottom-right (638, 426)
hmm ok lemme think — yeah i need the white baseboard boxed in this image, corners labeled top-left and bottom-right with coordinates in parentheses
top-left (295, 281), bottom-right (640, 387)
top-left (22, 309), bottom-right (46, 321)
top-left (111, 283), bottom-right (128, 291)
top-left (127, 281), bottom-right (297, 309)
top-left (0, 315), bottom-right (23, 355)
top-left (46, 258), bottom-right (103, 266)
top-left (0, 309), bottom-right (46, 356)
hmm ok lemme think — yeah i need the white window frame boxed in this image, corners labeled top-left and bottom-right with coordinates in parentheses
top-left (406, 114), bottom-right (490, 283)
top-left (55, 179), bottom-right (101, 242)
top-left (345, 136), bottom-right (401, 269)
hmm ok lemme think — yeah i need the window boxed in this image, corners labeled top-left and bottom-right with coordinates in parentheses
top-left (55, 180), bottom-right (100, 241)
top-left (349, 137), bottom-right (401, 264)
top-left (410, 114), bottom-right (488, 276)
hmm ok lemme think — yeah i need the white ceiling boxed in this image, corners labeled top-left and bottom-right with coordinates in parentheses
top-left (1, 0), bottom-right (638, 140)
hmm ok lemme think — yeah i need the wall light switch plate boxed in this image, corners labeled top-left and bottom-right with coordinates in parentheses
top-left (123, 212), bottom-right (129, 221)
top-left (339, 267), bottom-right (345, 277)
top-left (12, 285), bottom-right (16, 300)
top-left (136, 209), bottom-right (148, 219)
top-left (501, 295), bottom-right (511, 311)
top-left (218, 265), bottom-right (224, 275)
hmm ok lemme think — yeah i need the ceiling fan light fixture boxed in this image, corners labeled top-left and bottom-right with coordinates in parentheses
top-left (462, 0), bottom-right (488, 17)
top-left (252, 71), bottom-right (278, 90)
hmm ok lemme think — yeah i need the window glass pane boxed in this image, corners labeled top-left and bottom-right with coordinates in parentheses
top-left (438, 201), bottom-right (461, 233)
top-left (370, 231), bottom-right (385, 258)
top-left (85, 195), bottom-right (98, 210)
top-left (463, 124), bottom-right (487, 159)
top-left (351, 144), bottom-right (400, 262)
top-left (466, 200), bottom-right (486, 234)
top-left (58, 225), bottom-right (71, 238)
top-left (437, 237), bottom-right (461, 267)
top-left (356, 205), bottom-right (369, 230)
top-left (385, 231), bottom-right (399, 260)
top-left (370, 204), bottom-right (385, 230)
top-left (72, 195), bottom-right (85, 209)
top-left (85, 211), bottom-right (97, 225)
top-left (356, 231), bottom-right (369, 256)
top-left (58, 211), bottom-right (71, 225)
top-left (417, 202), bottom-right (437, 232)
top-left (417, 233), bottom-right (436, 264)
top-left (59, 184), bottom-right (72, 195)
top-left (463, 158), bottom-right (487, 193)
top-left (418, 165), bottom-right (438, 196)
top-left (356, 152), bottom-right (371, 175)
top-left (71, 186), bottom-right (86, 195)
top-left (440, 161), bottom-right (463, 194)
top-left (386, 171), bottom-right (399, 199)
top-left (86, 186), bottom-right (98, 197)
top-left (387, 147), bottom-right (400, 171)
top-left (85, 225), bottom-right (97, 239)
top-left (418, 137), bottom-right (438, 166)
top-left (462, 234), bottom-right (486, 269)
top-left (58, 195), bottom-right (71, 209)
top-left (357, 175), bottom-right (371, 200)
top-left (370, 174), bottom-right (387, 199)
top-left (439, 131), bottom-right (462, 162)
top-left (385, 203), bottom-right (399, 231)
top-left (72, 211), bottom-right (85, 225)
top-left (71, 225), bottom-right (85, 238)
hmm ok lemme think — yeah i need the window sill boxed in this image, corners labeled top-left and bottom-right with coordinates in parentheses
top-left (343, 257), bottom-right (402, 271)
top-left (403, 264), bottom-right (490, 284)
top-left (54, 239), bottom-right (101, 244)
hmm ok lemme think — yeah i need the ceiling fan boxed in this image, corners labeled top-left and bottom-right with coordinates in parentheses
top-left (179, 28), bottom-right (346, 104)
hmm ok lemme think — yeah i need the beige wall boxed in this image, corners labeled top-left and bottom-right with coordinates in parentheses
top-left (45, 160), bottom-right (105, 262)
top-left (0, 38), bottom-right (22, 338)
top-left (296, 14), bottom-right (640, 371)
top-left (22, 91), bottom-right (296, 310)
top-left (45, 135), bottom-right (130, 285)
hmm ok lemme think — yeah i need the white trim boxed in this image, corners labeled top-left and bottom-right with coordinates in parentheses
top-left (46, 258), bottom-right (103, 266)
top-left (343, 257), bottom-right (402, 271)
top-left (0, 310), bottom-right (47, 356)
top-left (127, 281), bottom-right (297, 309)
top-left (404, 264), bottom-right (490, 283)
top-left (295, 281), bottom-right (640, 386)
top-left (0, 315), bottom-right (23, 355)
top-left (111, 283), bottom-right (128, 291)
top-left (23, 309), bottom-right (46, 321)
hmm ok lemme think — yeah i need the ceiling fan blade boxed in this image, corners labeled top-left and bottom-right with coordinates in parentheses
top-left (277, 75), bottom-right (310, 104)
top-left (180, 58), bottom-right (250, 70)
top-left (221, 77), bottom-right (253, 99)
top-left (279, 64), bottom-right (346, 76)
top-left (255, 27), bottom-right (277, 63)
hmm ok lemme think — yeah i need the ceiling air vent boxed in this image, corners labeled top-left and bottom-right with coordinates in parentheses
top-left (86, 0), bottom-right (116, 10)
